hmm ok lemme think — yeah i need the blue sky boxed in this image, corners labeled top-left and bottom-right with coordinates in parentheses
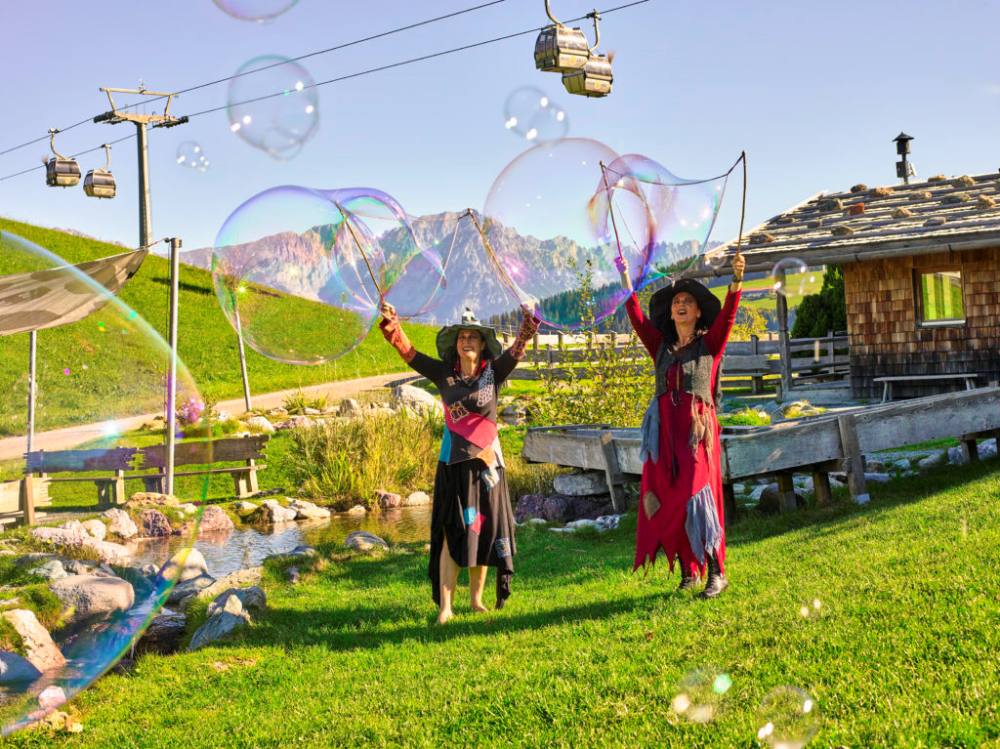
top-left (1, 0), bottom-right (998, 253)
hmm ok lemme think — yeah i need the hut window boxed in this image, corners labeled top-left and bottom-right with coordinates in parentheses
top-left (916, 269), bottom-right (965, 325)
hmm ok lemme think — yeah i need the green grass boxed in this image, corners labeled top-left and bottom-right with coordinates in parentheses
top-left (0, 218), bottom-right (436, 435)
top-left (7, 460), bottom-right (997, 747)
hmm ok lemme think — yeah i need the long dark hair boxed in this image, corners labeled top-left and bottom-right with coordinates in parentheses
top-left (660, 308), bottom-right (710, 352)
top-left (443, 330), bottom-right (494, 370)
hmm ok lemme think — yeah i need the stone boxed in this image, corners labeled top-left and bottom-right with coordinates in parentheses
top-left (756, 484), bottom-right (804, 514)
top-left (541, 495), bottom-right (570, 522)
top-left (392, 384), bottom-right (439, 414)
top-left (288, 545), bottom-right (317, 558)
top-left (207, 586), bottom-right (266, 618)
top-left (286, 566), bottom-right (300, 584)
top-left (134, 609), bottom-right (186, 656)
top-left (514, 494), bottom-right (546, 523)
top-left (178, 503), bottom-right (199, 515)
top-left (918, 451), bottom-right (947, 472)
top-left (288, 499), bottom-right (331, 520)
top-left (30, 526), bottom-right (131, 565)
top-left (84, 540), bottom-right (132, 566)
top-left (346, 504), bottom-right (367, 515)
top-left (167, 574), bottom-right (216, 607)
top-left (337, 398), bottom-right (361, 417)
top-left (403, 491), bottom-right (431, 507)
top-left (499, 405), bottom-right (527, 426)
top-left (0, 651), bottom-right (42, 684)
top-left (980, 440), bottom-right (998, 460)
top-left (246, 415), bottom-right (275, 433)
top-left (891, 458), bottom-right (912, 472)
top-left (2, 610), bottom-right (65, 671)
top-left (81, 519), bottom-right (107, 541)
top-left (268, 407), bottom-right (289, 418)
top-left (864, 459), bottom-right (887, 473)
top-left (196, 567), bottom-right (263, 602)
top-left (235, 501), bottom-right (259, 517)
top-left (28, 559), bottom-right (67, 581)
top-left (948, 446), bottom-right (969, 466)
top-left (565, 496), bottom-right (614, 521)
top-left (345, 531), bottom-right (388, 552)
top-left (303, 407), bottom-right (322, 416)
top-left (188, 611), bottom-right (250, 652)
top-left (161, 547), bottom-right (209, 583)
top-left (127, 492), bottom-right (177, 507)
top-left (102, 508), bottom-right (138, 539)
top-left (283, 415), bottom-right (313, 430)
top-left (732, 483), bottom-right (747, 496)
top-left (749, 483), bottom-right (776, 502)
top-left (199, 506), bottom-right (235, 534)
top-left (37, 685), bottom-right (67, 711)
top-left (864, 472), bottom-right (892, 484)
top-left (595, 514), bottom-right (622, 531)
top-left (553, 471), bottom-right (608, 497)
top-left (140, 509), bottom-right (173, 538)
top-left (255, 499), bottom-right (297, 524)
top-left (376, 490), bottom-right (402, 511)
top-left (49, 575), bottom-right (135, 621)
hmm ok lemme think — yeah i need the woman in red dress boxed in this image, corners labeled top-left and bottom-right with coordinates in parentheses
top-left (618, 253), bottom-right (745, 597)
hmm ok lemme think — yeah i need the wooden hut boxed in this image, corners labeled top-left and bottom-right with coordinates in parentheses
top-left (697, 173), bottom-right (1000, 400)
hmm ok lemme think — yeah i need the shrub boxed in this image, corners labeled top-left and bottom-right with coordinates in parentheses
top-left (791, 265), bottom-right (847, 338)
top-left (719, 407), bottom-right (772, 427)
top-left (283, 391), bottom-right (328, 415)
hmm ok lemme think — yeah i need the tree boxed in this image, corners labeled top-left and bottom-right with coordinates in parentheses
top-left (791, 265), bottom-right (847, 338)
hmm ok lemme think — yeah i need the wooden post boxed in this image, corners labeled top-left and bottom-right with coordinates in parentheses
top-left (598, 430), bottom-right (625, 512)
top-left (532, 332), bottom-right (539, 352)
top-left (557, 331), bottom-right (565, 351)
top-left (776, 472), bottom-right (797, 512)
top-left (837, 414), bottom-right (870, 504)
top-left (775, 268), bottom-right (792, 396)
top-left (19, 474), bottom-right (36, 527)
top-left (722, 482), bottom-right (737, 520)
top-left (961, 438), bottom-right (979, 463)
top-left (112, 469), bottom-right (126, 506)
top-left (811, 468), bottom-right (832, 507)
top-left (749, 334), bottom-right (763, 394)
top-left (826, 330), bottom-right (835, 375)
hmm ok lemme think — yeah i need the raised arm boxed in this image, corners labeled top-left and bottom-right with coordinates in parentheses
top-left (379, 302), bottom-right (447, 383)
top-left (616, 256), bottom-right (662, 357)
top-left (704, 253), bottom-right (746, 355)
top-left (493, 305), bottom-right (541, 383)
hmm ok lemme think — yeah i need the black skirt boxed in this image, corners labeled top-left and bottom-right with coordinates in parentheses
top-left (428, 459), bottom-right (517, 608)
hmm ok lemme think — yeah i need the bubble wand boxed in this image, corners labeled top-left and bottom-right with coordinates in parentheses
top-left (334, 202), bottom-right (383, 300)
top-left (598, 160), bottom-right (627, 263)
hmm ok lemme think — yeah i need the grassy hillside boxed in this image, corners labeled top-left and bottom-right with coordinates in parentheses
top-left (7, 460), bottom-right (998, 747)
top-left (0, 218), bottom-right (437, 434)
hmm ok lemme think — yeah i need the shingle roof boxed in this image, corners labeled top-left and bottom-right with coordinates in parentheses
top-left (694, 171), bottom-right (1000, 276)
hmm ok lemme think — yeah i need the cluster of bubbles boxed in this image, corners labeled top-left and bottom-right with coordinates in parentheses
top-left (176, 141), bottom-right (210, 173)
top-left (0, 231), bottom-right (207, 734)
top-left (226, 55), bottom-right (319, 161)
top-left (503, 86), bottom-right (569, 144)
top-left (212, 186), bottom-right (446, 364)
top-left (212, 0), bottom-right (298, 22)
top-left (482, 137), bottom-right (729, 330)
top-left (670, 667), bottom-right (820, 746)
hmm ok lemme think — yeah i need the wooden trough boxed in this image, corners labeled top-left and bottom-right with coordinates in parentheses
top-left (521, 386), bottom-right (1000, 515)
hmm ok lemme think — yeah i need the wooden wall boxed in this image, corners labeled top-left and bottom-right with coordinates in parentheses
top-left (843, 246), bottom-right (1000, 399)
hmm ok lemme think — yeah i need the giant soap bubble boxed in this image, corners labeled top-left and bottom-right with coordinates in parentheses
top-left (227, 56), bottom-right (319, 160)
top-left (213, 0), bottom-right (298, 22)
top-left (212, 186), bottom-right (444, 364)
top-left (0, 231), bottom-right (207, 734)
top-left (482, 138), bottom-right (655, 330)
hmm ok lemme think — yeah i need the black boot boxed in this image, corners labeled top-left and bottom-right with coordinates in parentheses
top-left (699, 554), bottom-right (728, 599)
top-left (678, 573), bottom-right (700, 591)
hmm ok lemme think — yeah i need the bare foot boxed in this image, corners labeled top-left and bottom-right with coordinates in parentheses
top-left (470, 601), bottom-right (489, 613)
top-left (436, 609), bottom-right (453, 625)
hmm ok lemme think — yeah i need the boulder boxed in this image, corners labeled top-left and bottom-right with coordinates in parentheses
top-left (29, 526), bottom-right (131, 565)
top-left (37, 685), bottom-right (67, 711)
top-left (196, 567), bottom-right (263, 602)
top-left (346, 504), bottom-right (367, 515)
top-left (139, 509), bottom-right (173, 538)
top-left (864, 459), bottom-right (887, 473)
top-left (160, 547), bottom-right (209, 583)
top-left (288, 499), bottom-right (331, 520)
top-left (756, 484), bottom-right (805, 514)
top-left (565, 496), bottom-right (614, 521)
top-left (392, 384), bottom-right (439, 414)
top-left (891, 458), bottom-right (912, 472)
top-left (28, 559), bottom-right (67, 581)
top-left (553, 471), bottom-right (608, 497)
top-left (254, 499), bottom-right (297, 524)
top-left (345, 531), bottom-right (388, 552)
top-left (178, 503), bottom-right (199, 515)
top-left (376, 490), bottom-right (402, 511)
top-left (85, 540), bottom-right (132, 566)
top-left (187, 611), bottom-right (250, 652)
top-left (207, 586), bottom-right (266, 618)
top-left (286, 566), bottom-right (301, 584)
top-left (2, 610), bottom-right (65, 671)
top-left (337, 398), bottom-right (361, 417)
top-left (127, 492), bottom-right (177, 507)
top-left (864, 472), bottom-right (892, 484)
top-left (81, 519), bottom-right (107, 541)
top-left (303, 407), bottom-right (322, 416)
top-left (198, 506), bottom-right (235, 535)
top-left (167, 574), bottom-right (216, 607)
top-left (981, 439), bottom-right (998, 460)
top-left (0, 651), bottom-right (42, 684)
top-left (268, 407), bottom-right (289, 418)
top-left (595, 514), bottom-right (622, 531)
top-left (541, 495), bottom-right (570, 522)
top-left (499, 405), bottom-right (527, 426)
top-left (280, 415), bottom-right (313, 430)
top-left (918, 451), bottom-right (947, 472)
top-left (515, 494), bottom-right (546, 523)
top-left (948, 446), bottom-right (969, 466)
top-left (102, 508), bottom-right (138, 539)
top-left (288, 545), bottom-right (317, 558)
top-left (403, 491), bottom-right (431, 507)
top-left (134, 608), bottom-right (186, 656)
top-left (246, 415), bottom-right (275, 434)
top-left (235, 501), bottom-right (259, 518)
top-left (49, 575), bottom-right (135, 621)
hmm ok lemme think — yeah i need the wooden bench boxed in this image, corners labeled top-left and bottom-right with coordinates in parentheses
top-left (874, 374), bottom-right (978, 403)
top-left (135, 436), bottom-right (268, 498)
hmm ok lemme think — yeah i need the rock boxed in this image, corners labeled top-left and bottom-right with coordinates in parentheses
top-left (37, 685), bottom-right (67, 711)
top-left (160, 548), bottom-right (209, 583)
top-left (255, 499), bottom-right (297, 524)
top-left (346, 504), bottom-right (367, 515)
top-left (102, 508), bottom-right (138, 539)
top-left (288, 545), bottom-right (317, 558)
top-left (246, 415), bottom-right (275, 433)
top-left (85, 540), bottom-right (132, 566)
top-left (49, 575), bottom-right (135, 621)
top-left (565, 496), bottom-right (614, 521)
top-left (515, 494), bottom-right (546, 523)
top-left (135, 609), bottom-right (186, 656)
top-left (551, 519), bottom-right (602, 533)
top-left (178, 503), bottom-right (199, 515)
top-left (553, 471), bottom-right (608, 497)
top-left (891, 458), bottom-right (912, 472)
top-left (288, 499), bottom-right (331, 520)
top-left (28, 560), bottom-right (67, 581)
top-left (199, 506), bottom-right (235, 534)
top-left (756, 484), bottom-right (804, 514)
top-left (403, 491), bottom-right (431, 507)
top-left (337, 398), bottom-right (361, 417)
top-left (392, 384), bottom-right (439, 414)
top-left (196, 567), bottom-right (263, 602)
top-left (864, 459), bottom-right (887, 473)
top-left (499, 405), bottom-right (527, 426)
top-left (918, 451), bottom-right (947, 472)
top-left (235, 501), bottom-right (259, 518)
top-left (127, 492), bottom-right (177, 507)
top-left (948, 446), bottom-right (969, 466)
top-left (281, 415), bottom-right (313, 430)
top-left (981, 440), bottom-right (998, 460)
top-left (30, 526), bottom-right (131, 565)
top-left (749, 483), bottom-right (776, 502)
top-left (187, 611), bottom-right (250, 652)
top-left (268, 407), bottom-right (289, 418)
top-left (595, 514), bottom-right (622, 531)
top-left (81, 519), bottom-right (106, 541)
top-left (732, 483), bottom-right (747, 496)
top-left (2, 610), bottom-right (65, 671)
top-left (0, 651), bottom-right (42, 684)
top-left (140, 509), bottom-right (173, 538)
top-left (376, 490), bottom-right (402, 511)
top-left (167, 574), bottom-right (216, 607)
top-left (542, 495), bottom-right (570, 522)
top-left (345, 531), bottom-right (388, 552)
top-left (864, 472), bottom-right (892, 484)
top-left (207, 586), bottom-right (266, 619)
top-left (286, 566), bottom-right (300, 584)
top-left (303, 407), bottom-right (322, 416)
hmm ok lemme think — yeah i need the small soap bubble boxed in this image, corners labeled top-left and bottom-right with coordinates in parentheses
top-left (756, 686), bottom-right (820, 748)
top-left (502, 86), bottom-right (569, 144)
top-left (671, 667), bottom-right (731, 724)
top-left (771, 257), bottom-right (809, 299)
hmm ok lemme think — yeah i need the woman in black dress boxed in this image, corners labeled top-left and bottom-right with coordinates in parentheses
top-left (380, 302), bottom-right (539, 623)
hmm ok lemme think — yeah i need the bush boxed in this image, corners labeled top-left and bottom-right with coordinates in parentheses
top-left (719, 407), bottom-right (772, 427)
top-left (283, 391), bottom-right (328, 415)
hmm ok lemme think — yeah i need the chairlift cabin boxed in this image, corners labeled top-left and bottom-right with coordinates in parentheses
top-left (83, 144), bottom-right (116, 199)
top-left (562, 53), bottom-right (613, 97)
top-left (534, 1), bottom-right (589, 73)
top-left (45, 129), bottom-right (80, 188)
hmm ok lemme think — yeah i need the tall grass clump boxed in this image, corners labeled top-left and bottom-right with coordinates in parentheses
top-left (287, 411), bottom-right (442, 508)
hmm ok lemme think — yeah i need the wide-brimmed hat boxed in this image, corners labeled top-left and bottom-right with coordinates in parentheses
top-left (649, 278), bottom-right (722, 333)
top-left (436, 307), bottom-right (502, 361)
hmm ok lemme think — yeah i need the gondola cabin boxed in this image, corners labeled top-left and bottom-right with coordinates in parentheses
top-left (45, 157), bottom-right (81, 188)
top-left (534, 23), bottom-right (590, 73)
top-left (562, 53), bottom-right (613, 97)
top-left (83, 169), bottom-right (115, 199)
